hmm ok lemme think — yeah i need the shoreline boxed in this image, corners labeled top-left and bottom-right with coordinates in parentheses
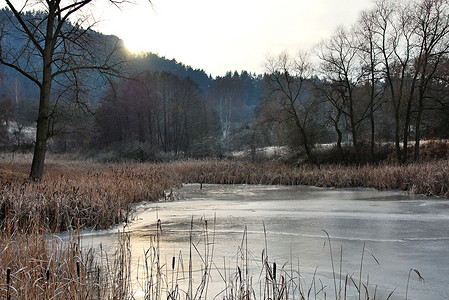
top-left (1, 157), bottom-right (448, 232)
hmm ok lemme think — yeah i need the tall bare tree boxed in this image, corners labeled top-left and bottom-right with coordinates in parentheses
top-left (412, 0), bottom-right (449, 160)
top-left (316, 27), bottom-right (370, 162)
top-left (356, 10), bottom-right (385, 161)
top-left (264, 52), bottom-right (320, 163)
top-left (0, 1), bottom-right (126, 180)
top-left (370, 0), bottom-right (419, 163)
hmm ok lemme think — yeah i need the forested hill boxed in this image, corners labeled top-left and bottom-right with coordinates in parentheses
top-left (126, 53), bottom-right (212, 91)
top-left (0, 7), bottom-right (211, 97)
top-left (0, 50), bottom-right (213, 102)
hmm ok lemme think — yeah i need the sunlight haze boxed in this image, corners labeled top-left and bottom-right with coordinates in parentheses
top-left (95, 0), bottom-right (377, 76)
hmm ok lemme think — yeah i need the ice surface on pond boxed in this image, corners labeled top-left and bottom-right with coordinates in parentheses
top-left (80, 184), bottom-right (449, 299)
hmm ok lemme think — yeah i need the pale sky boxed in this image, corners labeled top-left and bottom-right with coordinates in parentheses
top-left (7, 0), bottom-right (379, 77)
top-left (93, 0), bottom-right (379, 76)
top-left (91, 0), bottom-right (382, 76)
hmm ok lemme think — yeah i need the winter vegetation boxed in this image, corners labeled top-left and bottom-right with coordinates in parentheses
top-left (0, 0), bottom-right (449, 298)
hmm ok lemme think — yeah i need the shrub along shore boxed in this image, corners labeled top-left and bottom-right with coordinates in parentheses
top-left (0, 155), bottom-right (447, 298)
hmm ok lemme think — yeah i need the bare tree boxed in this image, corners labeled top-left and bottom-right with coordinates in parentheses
top-left (316, 27), bottom-right (370, 162)
top-left (368, 0), bottom-right (449, 163)
top-left (370, 0), bottom-right (419, 163)
top-left (264, 52), bottom-right (320, 163)
top-left (356, 10), bottom-right (385, 161)
top-left (314, 79), bottom-right (346, 160)
top-left (412, 0), bottom-right (449, 160)
top-left (0, 1), bottom-right (127, 180)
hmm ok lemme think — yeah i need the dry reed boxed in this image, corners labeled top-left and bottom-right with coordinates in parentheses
top-left (1, 156), bottom-right (448, 234)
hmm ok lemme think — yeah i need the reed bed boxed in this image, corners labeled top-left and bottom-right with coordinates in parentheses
top-left (173, 159), bottom-right (449, 198)
top-left (1, 156), bottom-right (448, 234)
top-left (0, 222), bottom-right (138, 299)
top-left (0, 158), bottom-right (184, 232)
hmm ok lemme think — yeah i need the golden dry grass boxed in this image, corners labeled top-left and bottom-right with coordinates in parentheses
top-left (174, 159), bottom-right (449, 197)
top-left (1, 156), bottom-right (448, 233)
top-left (1, 157), bottom-right (183, 232)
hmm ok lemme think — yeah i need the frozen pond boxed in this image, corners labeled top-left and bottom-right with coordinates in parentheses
top-left (80, 184), bottom-right (449, 299)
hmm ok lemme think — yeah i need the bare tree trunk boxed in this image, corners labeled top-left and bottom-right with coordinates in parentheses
top-left (30, 11), bottom-right (55, 180)
top-left (402, 95), bottom-right (413, 164)
top-left (414, 85), bottom-right (425, 161)
top-left (348, 97), bottom-right (360, 162)
top-left (394, 111), bottom-right (402, 163)
top-left (369, 94), bottom-right (375, 162)
top-left (368, 37), bottom-right (377, 163)
top-left (334, 109), bottom-right (344, 161)
top-left (292, 109), bottom-right (316, 164)
top-left (29, 93), bottom-right (49, 180)
top-left (369, 53), bottom-right (377, 162)
top-left (402, 68), bottom-right (419, 164)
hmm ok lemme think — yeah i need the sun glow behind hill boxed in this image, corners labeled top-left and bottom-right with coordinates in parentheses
top-left (2, 0), bottom-right (382, 76)
top-left (93, 0), bottom-right (385, 76)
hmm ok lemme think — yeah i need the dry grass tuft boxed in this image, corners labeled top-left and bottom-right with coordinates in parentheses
top-left (0, 168), bottom-right (27, 181)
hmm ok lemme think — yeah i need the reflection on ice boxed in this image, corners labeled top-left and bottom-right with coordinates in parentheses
top-left (79, 184), bottom-right (449, 299)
